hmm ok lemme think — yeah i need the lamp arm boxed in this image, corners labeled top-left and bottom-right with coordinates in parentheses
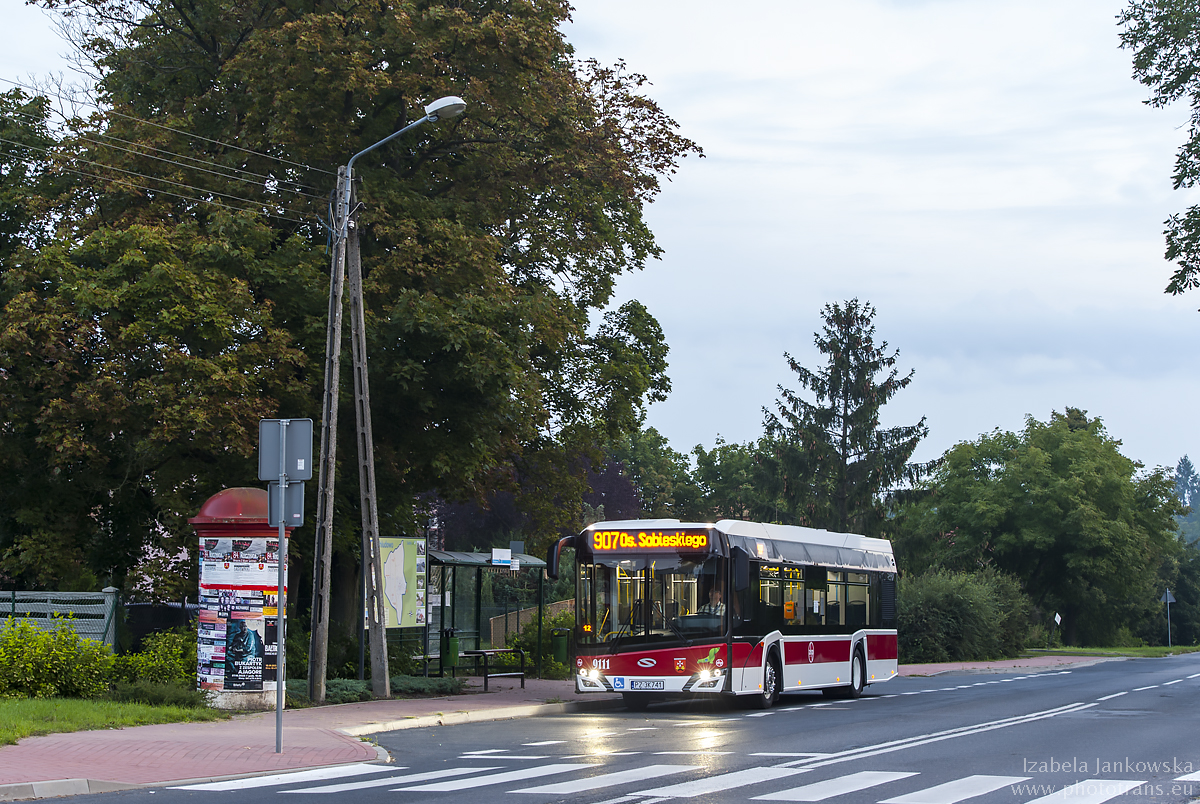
top-left (338, 114), bottom-right (435, 237)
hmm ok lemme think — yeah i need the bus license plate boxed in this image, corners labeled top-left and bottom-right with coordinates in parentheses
top-left (631, 680), bottom-right (664, 690)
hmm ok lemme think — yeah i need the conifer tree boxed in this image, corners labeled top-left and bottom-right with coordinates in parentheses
top-left (764, 299), bottom-right (930, 534)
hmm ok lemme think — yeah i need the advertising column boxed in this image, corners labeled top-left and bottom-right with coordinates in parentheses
top-left (190, 488), bottom-right (291, 709)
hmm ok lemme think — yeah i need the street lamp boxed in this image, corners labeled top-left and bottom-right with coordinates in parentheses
top-left (309, 96), bottom-right (466, 704)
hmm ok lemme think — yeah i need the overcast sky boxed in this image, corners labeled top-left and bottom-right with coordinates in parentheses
top-left (4, 0), bottom-right (1198, 472)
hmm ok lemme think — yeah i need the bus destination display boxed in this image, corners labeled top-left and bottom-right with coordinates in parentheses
top-left (591, 529), bottom-right (709, 552)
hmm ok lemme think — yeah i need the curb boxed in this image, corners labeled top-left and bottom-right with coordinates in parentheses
top-left (341, 696), bottom-right (626, 736)
top-left (0, 779), bottom-right (141, 802)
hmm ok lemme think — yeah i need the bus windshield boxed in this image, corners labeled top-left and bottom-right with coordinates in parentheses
top-left (577, 554), bottom-right (726, 648)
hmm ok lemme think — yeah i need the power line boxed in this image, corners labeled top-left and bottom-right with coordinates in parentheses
top-left (0, 145), bottom-right (310, 225)
top-left (3, 104), bottom-right (327, 200)
top-left (0, 76), bottom-right (336, 176)
top-left (0, 135), bottom-right (319, 217)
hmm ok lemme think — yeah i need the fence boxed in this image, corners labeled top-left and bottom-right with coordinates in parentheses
top-left (489, 599), bottom-right (573, 648)
top-left (0, 588), bottom-right (120, 647)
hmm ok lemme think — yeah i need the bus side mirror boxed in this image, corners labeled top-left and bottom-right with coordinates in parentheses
top-left (546, 535), bottom-right (575, 580)
top-left (732, 546), bottom-right (750, 592)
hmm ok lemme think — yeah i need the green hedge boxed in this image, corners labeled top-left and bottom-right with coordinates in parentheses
top-left (897, 569), bottom-right (1031, 664)
top-left (111, 629), bottom-right (196, 686)
top-left (0, 618), bottom-right (113, 699)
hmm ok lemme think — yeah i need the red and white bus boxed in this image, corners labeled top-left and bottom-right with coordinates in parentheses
top-left (547, 519), bottom-right (898, 709)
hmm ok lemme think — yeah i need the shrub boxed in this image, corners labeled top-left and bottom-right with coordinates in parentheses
top-left (111, 628), bottom-right (196, 686)
top-left (0, 617), bottom-right (113, 699)
top-left (897, 569), bottom-right (1031, 664)
top-left (284, 675), bottom-right (463, 707)
top-left (495, 610), bottom-right (574, 679)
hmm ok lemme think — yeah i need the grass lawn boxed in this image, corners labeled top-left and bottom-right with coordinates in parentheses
top-left (0, 698), bottom-right (228, 746)
top-left (1026, 646), bottom-right (1200, 659)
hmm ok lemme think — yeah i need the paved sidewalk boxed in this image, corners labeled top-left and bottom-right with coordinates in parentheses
top-left (0, 656), bottom-right (1120, 800)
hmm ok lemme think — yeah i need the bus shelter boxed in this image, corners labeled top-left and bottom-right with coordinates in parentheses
top-left (424, 550), bottom-right (547, 676)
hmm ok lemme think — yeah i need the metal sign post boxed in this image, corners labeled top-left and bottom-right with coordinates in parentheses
top-left (1162, 589), bottom-right (1176, 647)
top-left (259, 418), bottom-right (312, 754)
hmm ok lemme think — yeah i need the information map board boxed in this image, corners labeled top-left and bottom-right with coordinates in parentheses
top-left (198, 537), bottom-right (283, 692)
top-left (379, 537), bottom-right (426, 628)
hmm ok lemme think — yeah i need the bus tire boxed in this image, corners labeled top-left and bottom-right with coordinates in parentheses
top-left (823, 646), bottom-right (866, 699)
top-left (747, 650), bottom-right (781, 709)
top-left (846, 647), bottom-right (866, 699)
top-left (623, 693), bottom-right (649, 712)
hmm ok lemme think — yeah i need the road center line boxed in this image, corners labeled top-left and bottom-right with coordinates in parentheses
top-left (1133, 685), bottom-right (1158, 691)
top-left (1096, 692), bottom-right (1127, 701)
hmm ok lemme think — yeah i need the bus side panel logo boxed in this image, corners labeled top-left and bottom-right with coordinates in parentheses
top-left (808, 642), bottom-right (815, 663)
top-left (637, 657), bottom-right (656, 668)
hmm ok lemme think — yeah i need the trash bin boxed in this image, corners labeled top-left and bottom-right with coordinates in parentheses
top-left (441, 628), bottom-right (459, 671)
top-left (551, 627), bottom-right (570, 665)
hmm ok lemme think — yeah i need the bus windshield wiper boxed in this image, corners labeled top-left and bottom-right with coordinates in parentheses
top-left (666, 617), bottom-right (691, 646)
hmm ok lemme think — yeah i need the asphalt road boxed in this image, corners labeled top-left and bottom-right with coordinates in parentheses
top-left (92, 654), bottom-right (1200, 804)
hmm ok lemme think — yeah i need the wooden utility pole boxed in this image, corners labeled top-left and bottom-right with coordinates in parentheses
top-left (308, 167), bottom-right (348, 704)
top-left (307, 96), bottom-right (465, 703)
top-left (346, 207), bottom-right (390, 697)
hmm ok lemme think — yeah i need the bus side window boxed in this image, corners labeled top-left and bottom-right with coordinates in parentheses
top-left (847, 572), bottom-right (869, 627)
top-left (826, 571), bottom-right (845, 627)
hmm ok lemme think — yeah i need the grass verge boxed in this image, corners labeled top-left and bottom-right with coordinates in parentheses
top-left (1025, 646), bottom-right (1200, 658)
top-left (0, 698), bottom-right (227, 746)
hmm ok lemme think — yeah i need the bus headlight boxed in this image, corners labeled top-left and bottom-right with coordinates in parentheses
top-left (696, 668), bottom-right (724, 687)
top-left (578, 667), bottom-right (604, 687)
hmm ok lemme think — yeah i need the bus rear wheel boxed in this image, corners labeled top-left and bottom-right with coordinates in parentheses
top-left (823, 647), bottom-right (866, 699)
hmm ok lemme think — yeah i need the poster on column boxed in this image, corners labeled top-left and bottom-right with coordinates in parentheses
top-left (379, 537), bottom-right (426, 628)
top-left (197, 537), bottom-right (284, 692)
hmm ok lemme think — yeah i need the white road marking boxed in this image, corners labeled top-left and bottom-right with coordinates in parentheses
top-left (1188, 673), bottom-right (1200, 679)
top-left (392, 764), bottom-right (587, 792)
top-left (1021, 779), bottom-right (1144, 804)
top-left (754, 770), bottom-right (918, 801)
top-left (1133, 685), bottom-right (1158, 691)
top-left (282, 767), bottom-right (496, 794)
top-left (1177, 771), bottom-right (1200, 781)
top-left (902, 692), bottom-right (922, 695)
top-left (523, 740), bottom-right (566, 746)
top-left (752, 754), bottom-right (832, 759)
top-left (464, 749), bottom-right (510, 755)
top-left (511, 764), bottom-right (693, 794)
top-left (938, 688), bottom-right (957, 691)
top-left (562, 752), bottom-right (641, 759)
top-left (635, 767), bottom-right (809, 798)
top-left (774, 701), bottom-right (1097, 771)
top-left (747, 712), bottom-right (777, 717)
top-left (171, 764), bottom-right (399, 791)
top-left (627, 727), bottom-right (659, 731)
top-left (1096, 692), bottom-right (1127, 701)
top-left (883, 694), bottom-right (900, 698)
top-left (880, 775), bottom-right (1029, 804)
top-left (459, 755), bottom-right (549, 760)
top-left (1162, 679), bottom-right (1183, 686)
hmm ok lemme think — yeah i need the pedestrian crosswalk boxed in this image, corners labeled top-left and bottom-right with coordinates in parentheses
top-left (173, 757), bottom-right (1193, 803)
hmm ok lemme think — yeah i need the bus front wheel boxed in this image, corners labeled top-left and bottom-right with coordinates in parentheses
top-left (746, 651), bottom-right (780, 709)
